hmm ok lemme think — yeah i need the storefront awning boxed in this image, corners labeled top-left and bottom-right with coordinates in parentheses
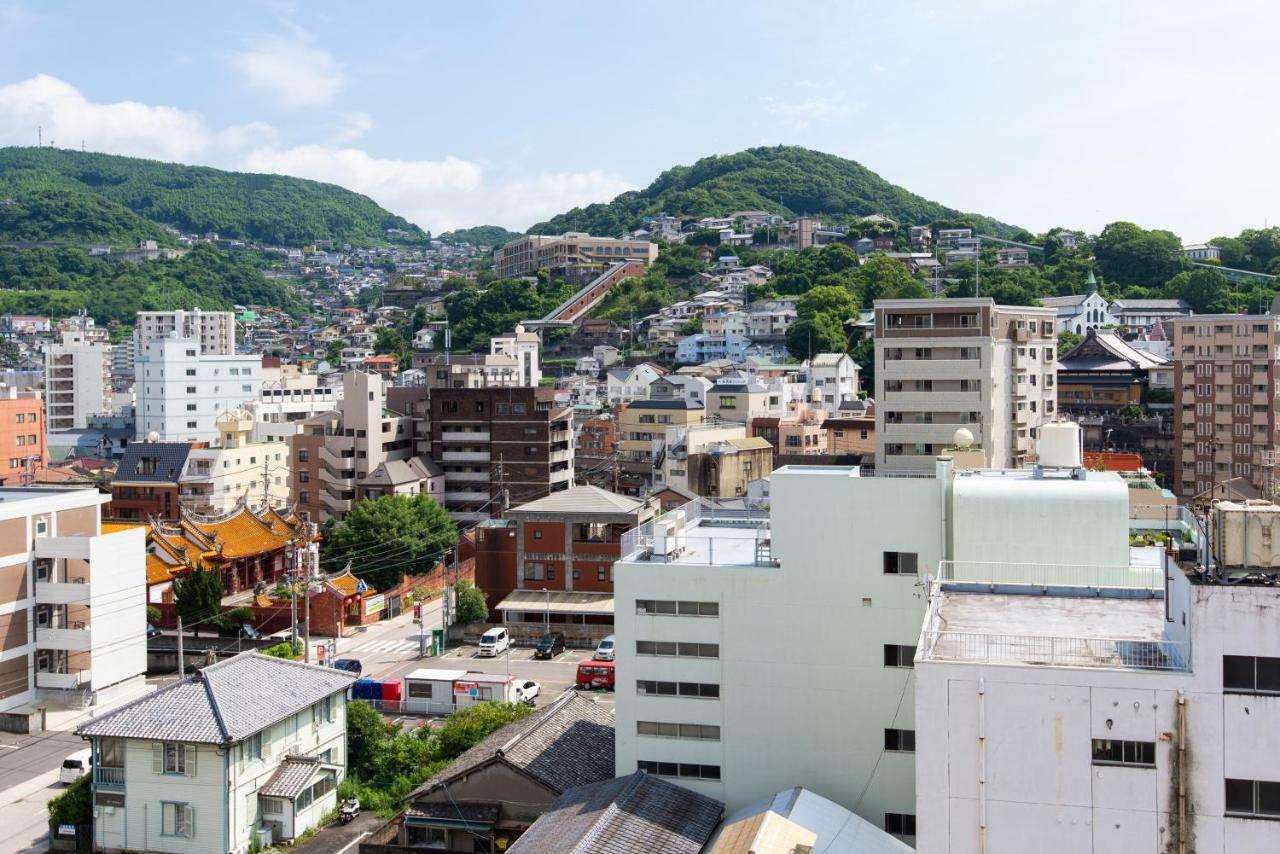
top-left (495, 590), bottom-right (615, 616)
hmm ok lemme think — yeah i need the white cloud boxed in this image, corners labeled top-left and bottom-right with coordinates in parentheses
top-left (0, 75), bottom-right (634, 233)
top-left (763, 89), bottom-right (858, 132)
top-left (231, 24), bottom-right (344, 107)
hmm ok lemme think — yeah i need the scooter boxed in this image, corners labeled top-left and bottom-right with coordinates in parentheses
top-left (339, 797), bottom-right (360, 825)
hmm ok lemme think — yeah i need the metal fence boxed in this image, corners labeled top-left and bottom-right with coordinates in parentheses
top-left (936, 560), bottom-right (1164, 590)
top-left (920, 630), bottom-right (1189, 671)
top-left (619, 498), bottom-right (772, 565)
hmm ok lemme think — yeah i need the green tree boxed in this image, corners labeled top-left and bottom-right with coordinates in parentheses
top-left (323, 494), bottom-right (457, 591)
top-left (454, 579), bottom-right (489, 625)
top-left (173, 564), bottom-right (223, 637)
top-left (346, 700), bottom-right (397, 780)
top-left (1057, 330), bottom-right (1083, 357)
top-left (853, 255), bottom-right (923, 305)
top-left (797, 285), bottom-right (858, 321)
top-left (1163, 267), bottom-right (1233, 314)
top-left (1094, 221), bottom-right (1188, 288)
top-left (786, 313), bottom-right (847, 360)
top-left (679, 316), bottom-right (703, 336)
top-left (435, 702), bottom-right (533, 761)
top-left (849, 336), bottom-right (875, 389)
top-left (47, 774), bottom-right (91, 832)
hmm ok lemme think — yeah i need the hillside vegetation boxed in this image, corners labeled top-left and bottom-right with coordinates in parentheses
top-left (528, 146), bottom-right (1019, 238)
top-left (0, 147), bottom-right (426, 246)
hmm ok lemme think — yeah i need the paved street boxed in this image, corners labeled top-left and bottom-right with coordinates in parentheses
top-left (0, 727), bottom-right (85, 854)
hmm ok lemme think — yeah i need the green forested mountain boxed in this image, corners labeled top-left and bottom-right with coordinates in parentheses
top-left (438, 225), bottom-right (522, 247)
top-left (0, 189), bottom-right (181, 247)
top-left (0, 147), bottom-right (426, 246)
top-left (528, 146), bottom-right (1019, 238)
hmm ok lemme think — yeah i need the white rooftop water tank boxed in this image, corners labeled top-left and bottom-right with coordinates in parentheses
top-left (1038, 421), bottom-right (1082, 468)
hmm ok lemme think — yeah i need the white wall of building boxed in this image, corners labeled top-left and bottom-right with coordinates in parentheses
top-left (44, 328), bottom-right (109, 431)
top-left (135, 337), bottom-right (262, 442)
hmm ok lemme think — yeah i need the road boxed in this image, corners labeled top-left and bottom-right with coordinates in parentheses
top-left (0, 728), bottom-right (85, 854)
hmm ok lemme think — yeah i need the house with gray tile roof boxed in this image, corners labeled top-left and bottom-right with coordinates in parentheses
top-left (77, 651), bottom-right (356, 852)
top-left (371, 691), bottom-right (615, 851)
top-left (509, 770), bottom-right (723, 853)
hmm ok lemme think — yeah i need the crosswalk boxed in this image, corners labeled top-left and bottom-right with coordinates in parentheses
top-left (345, 638), bottom-right (424, 655)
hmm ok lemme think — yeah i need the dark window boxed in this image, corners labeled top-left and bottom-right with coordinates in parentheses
top-left (1224, 655), bottom-right (1280, 693)
top-left (885, 728), bottom-right (916, 752)
top-left (1091, 739), bottom-right (1155, 767)
top-left (884, 644), bottom-right (916, 668)
top-left (885, 813), bottom-right (917, 836)
top-left (884, 551), bottom-right (918, 575)
top-left (1226, 778), bottom-right (1280, 818)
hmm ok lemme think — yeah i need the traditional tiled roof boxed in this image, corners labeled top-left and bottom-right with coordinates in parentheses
top-left (510, 771), bottom-right (723, 854)
top-left (102, 522), bottom-right (145, 536)
top-left (259, 756), bottom-right (324, 798)
top-left (509, 485), bottom-right (643, 516)
top-left (78, 652), bottom-right (356, 744)
top-left (326, 569), bottom-right (370, 597)
top-left (186, 507), bottom-right (294, 559)
top-left (148, 505), bottom-right (307, 568)
top-left (146, 553), bottom-right (174, 585)
top-left (412, 692), bottom-right (615, 800)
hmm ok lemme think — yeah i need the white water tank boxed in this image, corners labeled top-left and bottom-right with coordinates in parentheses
top-left (1038, 421), bottom-right (1082, 468)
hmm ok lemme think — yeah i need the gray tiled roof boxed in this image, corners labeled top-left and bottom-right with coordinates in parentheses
top-left (412, 692), bottom-right (615, 799)
top-left (78, 652), bottom-right (357, 744)
top-left (259, 756), bottom-right (323, 798)
top-left (509, 485), bottom-right (642, 516)
top-left (114, 442), bottom-right (192, 483)
top-left (509, 771), bottom-right (723, 854)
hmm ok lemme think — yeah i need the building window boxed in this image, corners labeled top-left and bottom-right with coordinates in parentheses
top-left (186, 386), bottom-right (196, 394)
top-left (885, 728), bottom-right (916, 752)
top-left (1223, 655), bottom-right (1280, 694)
top-left (597, 566), bottom-right (607, 582)
top-left (883, 644), bottom-right (915, 668)
top-left (637, 721), bottom-right (720, 740)
top-left (636, 641), bottom-right (719, 658)
top-left (885, 813), bottom-right (917, 837)
top-left (1092, 739), bottom-right (1155, 767)
top-left (158, 741), bottom-right (193, 775)
top-left (637, 760), bottom-right (720, 780)
top-left (161, 802), bottom-right (193, 838)
top-left (408, 681), bottom-right (434, 699)
top-left (883, 551), bottom-right (918, 575)
top-left (245, 732), bottom-right (261, 761)
top-left (1226, 778), bottom-right (1280, 819)
top-left (635, 600), bottom-right (719, 617)
top-left (637, 680), bottom-right (719, 698)
top-left (261, 797), bottom-right (284, 816)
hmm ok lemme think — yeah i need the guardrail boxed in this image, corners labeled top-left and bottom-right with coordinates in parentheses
top-left (920, 630), bottom-right (1189, 671)
top-left (937, 560), bottom-right (1164, 590)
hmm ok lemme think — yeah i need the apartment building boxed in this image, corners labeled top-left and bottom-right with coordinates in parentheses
top-left (914, 500), bottom-right (1280, 853)
top-left (179, 409), bottom-right (290, 516)
top-left (1169, 315), bottom-right (1279, 499)
top-left (134, 335), bottom-right (262, 443)
top-left (751, 403), bottom-right (828, 457)
top-left (0, 488), bottom-right (147, 716)
top-left (134, 309), bottom-right (236, 356)
top-left (490, 326), bottom-right (542, 387)
top-left (805, 353), bottom-right (860, 415)
top-left (473, 485), bottom-right (654, 635)
top-left (255, 362), bottom-right (339, 443)
top-left (616, 398), bottom-right (706, 496)
top-left (493, 233), bottom-right (657, 279)
top-left (0, 387), bottom-right (47, 486)
top-left (109, 442), bottom-right (191, 521)
top-left (78, 653), bottom-right (356, 853)
top-left (613, 429), bottom-right (1129, 841)
top-left (289, 371), bottom-right (414, 524)
top-left (428, 386), bottom-right (574, 523)
top-left (874, 298), bottom-right (1057, 471)
top-left (43, 324), bottom-right (110, 432)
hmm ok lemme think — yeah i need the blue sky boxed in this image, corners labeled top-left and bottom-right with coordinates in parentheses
top-left (0, 1), bottom-right (1275, 240)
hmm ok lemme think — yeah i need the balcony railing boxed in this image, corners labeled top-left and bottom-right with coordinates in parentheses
top-left (95, 766), bottom-right (125, 788)
top-left (919, 630), bottom-right (1189, 671)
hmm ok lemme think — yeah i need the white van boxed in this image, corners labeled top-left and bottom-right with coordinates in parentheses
top-left (60, 749), bottom-right (91, 785)
top-left (478, 627), bottom-right (510, 657)
top-left (594, 635), bottom-right (616, 661)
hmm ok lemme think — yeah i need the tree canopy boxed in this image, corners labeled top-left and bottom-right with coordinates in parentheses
top-left (173, 564), bottom-right (224, 637)
top-left (322, 493), bottom-right (458, 591)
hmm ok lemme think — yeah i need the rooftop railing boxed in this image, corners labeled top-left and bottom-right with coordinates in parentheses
top-left (936, 560), bottom-right (1165, 591)
top-left (620, 498), bottom-right (773, 566)
top-left (919, 629), bottom-right (1189, 672)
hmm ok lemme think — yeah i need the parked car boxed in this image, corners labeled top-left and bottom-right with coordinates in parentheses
top-left (59, 749), bottom-right (91, 785)
top-left (477, 627), bottom-right (510, 657)
top-left (576, 660), bottom-right (616, 691)
top-left (332, 658), bottom-right (363, 675)
top-left (145, 623), bottom-right (161, 639)
top-left (514, 679), bottom-right (541, 704)
top-left (240, 623), bottom-right (263, 640)
top-left (534, 632), bottom-right (565, 660)
top-left (594, 635), bottom-right (616, 661)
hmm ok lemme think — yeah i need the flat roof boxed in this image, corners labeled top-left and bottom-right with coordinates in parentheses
top-left (649, 518), bottom-right (768, 566)
top-left (405, 668), bottom-right (468, 682)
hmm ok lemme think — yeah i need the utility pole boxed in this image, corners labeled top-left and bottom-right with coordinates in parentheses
top-left (302, 543), bottom-right (312, 664)
top-left (262, 457), bottom-right (271, 509)
top-left (289, 542), bottom-right (298, 651)
top-left (176, 616), bottom-right (184, 678)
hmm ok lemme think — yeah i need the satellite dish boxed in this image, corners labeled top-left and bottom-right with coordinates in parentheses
top-left (953, 427), bottom-right (974, 449)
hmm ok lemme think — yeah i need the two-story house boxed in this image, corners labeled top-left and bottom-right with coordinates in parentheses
top-left (78, 652), bottom-right (357, 853)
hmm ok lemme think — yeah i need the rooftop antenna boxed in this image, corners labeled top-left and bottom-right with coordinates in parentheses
top-left (36, 126), bottom-right (41, 147)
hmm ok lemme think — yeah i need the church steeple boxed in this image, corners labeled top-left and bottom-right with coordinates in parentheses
top-left (1086, 269), bottom-right (1098, 294)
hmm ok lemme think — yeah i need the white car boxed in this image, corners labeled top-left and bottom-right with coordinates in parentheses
top-left (59, 749), bottom-right (91, 785)
top-left (478, 627), bottom-right (510, 657)
top-left (594, 635), bottom-right (616, 661)
top-left (514, 680), bottom-right (541, 703)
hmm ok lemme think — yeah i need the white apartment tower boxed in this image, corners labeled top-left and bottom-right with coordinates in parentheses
top-left (613, 431), bottom-right (1130, 844)
top-left (134, 335), bottom-right (262, 443)
top-left (134, 309), bottom-right (236, 356)
top-left (490, 326), bottom-right (542, 387)
top-left (874, 298), bottom-right (1057, 471)
top-left (43, 324), bottom-right (110, 431)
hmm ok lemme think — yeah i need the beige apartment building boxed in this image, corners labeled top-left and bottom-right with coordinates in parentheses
top-left (1170, 315), bottom-right (1280, 498)
top-left (134, 309), bottom-right (236, 355)
top-left (616, 399), bottom-right (706, 495)
top-left (493, 233), bottom-right (657, 279)
top-left (874, 298), bottom-right (1057, 471)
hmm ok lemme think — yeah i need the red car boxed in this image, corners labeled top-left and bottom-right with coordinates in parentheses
top-left (576, 660), bottom-right (615, 691)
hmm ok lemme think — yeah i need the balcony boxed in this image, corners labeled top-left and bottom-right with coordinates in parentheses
top-left (33, 537), bottom-right (92, 560)
top-left (446, 490), bottom-right (490, 503)
top-left (37, 625), bottom-right (92, 652)
top-left (881, 359), bottom-right (982, 381)
top-left (441, 430), bottom-right (490, 443)
top-left (884, 423), bottom-right (983, 444)
top-left (322, 491), bottom-right (354, 514)
top-left (550, 449), bottom-right (573, 463)
top-left (36, 670), bottom-right (88, 690)
top-left (448, 471), bottom-right (488, 482)
top-left (94, 766), bottom-right (125, 789)
top-left (442, 451), bottom-right (491, 463)
top-left (881, 391), bottom-right (982, 411)
top-left (35, 579), bottom-right (90, 606)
